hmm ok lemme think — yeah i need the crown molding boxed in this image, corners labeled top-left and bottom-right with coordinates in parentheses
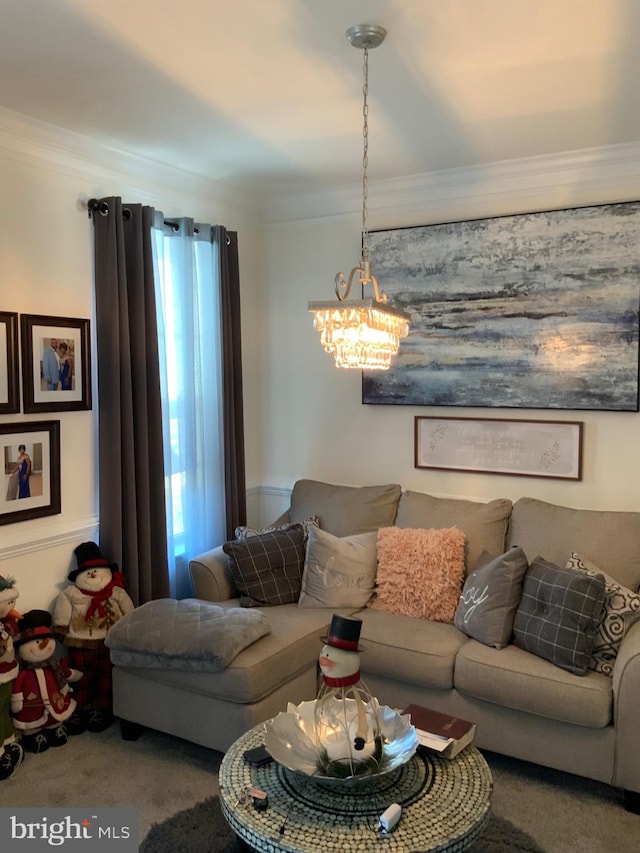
top-left (2, 105), bottom-right (639, 228)
top-left (0, 107), bottom-right (260, 225)
top-left (264, 141), bottom-right (640, 225)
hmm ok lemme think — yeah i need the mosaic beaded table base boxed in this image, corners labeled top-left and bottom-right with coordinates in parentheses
top-left (220, 723), bottom-right (492, 853)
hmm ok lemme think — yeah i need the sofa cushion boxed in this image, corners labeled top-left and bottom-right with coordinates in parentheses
top-left (369, 526), bottom-right (465, 622)
top-left (455, 639), bottom-right (612, 728)
top-left (566, 552), bottom-right (640, 676)
top-left (395, 492), bottom-right (512, 572)
top-left (513, 556), bottom-right (606, 675)
top-left (454, 546), bottom-right (529, 648)
top-left (298, 527), bottom-right (378, 609)
top-left (289, 479), bottom-right (401, 537)
top-left (357, 608), bottom-right (468, 690)
top-left (222, 526), bottom-right (306, 607)
top-left (509, 498), bottom-right (640, 592)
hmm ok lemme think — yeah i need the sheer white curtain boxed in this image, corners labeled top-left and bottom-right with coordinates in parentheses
top-left (152, 216), bottom-right (226, 598)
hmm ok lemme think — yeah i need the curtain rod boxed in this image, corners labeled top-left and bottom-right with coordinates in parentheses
top-left (87, 198), bottom-right (210, 237)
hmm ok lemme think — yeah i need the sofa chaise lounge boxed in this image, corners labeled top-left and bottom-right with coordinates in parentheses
top-left (109, 479), bottom-right (640, 811)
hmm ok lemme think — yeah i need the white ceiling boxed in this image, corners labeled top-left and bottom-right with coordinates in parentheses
top-left (2, 0), bottom-right (640, 200)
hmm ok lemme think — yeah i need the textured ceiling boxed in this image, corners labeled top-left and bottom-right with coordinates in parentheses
top-left (1, 0), bottom-right (639, 199)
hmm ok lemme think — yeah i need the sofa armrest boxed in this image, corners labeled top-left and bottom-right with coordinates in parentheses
top-left (189, 545), bottom-right (238, 602)
top-left (612, 620), bottom-right (640, 792)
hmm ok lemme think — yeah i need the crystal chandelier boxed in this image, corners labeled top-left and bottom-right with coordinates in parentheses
top-left (308, 24), bottom-right (411, 370)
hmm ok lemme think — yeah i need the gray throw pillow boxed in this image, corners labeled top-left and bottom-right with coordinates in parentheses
top-left (222, 525), bottom-right (306, 607)
top-left (298, 527), bottom-right (378, 609)
top-left (514, 556), bottom-right (606, 675)
top-left (454, 546), bottom-right (529, 648)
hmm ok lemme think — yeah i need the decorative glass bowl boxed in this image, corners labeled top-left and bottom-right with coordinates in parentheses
top-left (264, 700), bottom-right (418, 786)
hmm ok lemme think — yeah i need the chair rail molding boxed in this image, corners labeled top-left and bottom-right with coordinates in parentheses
top-left (0, 515), bottom-right (99, 561)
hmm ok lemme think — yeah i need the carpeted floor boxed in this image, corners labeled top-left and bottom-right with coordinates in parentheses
top-left (2, 723), bottom-right (640, 852)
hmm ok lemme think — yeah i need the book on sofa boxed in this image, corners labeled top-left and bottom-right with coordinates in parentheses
top-left (403, 704), bottom-right (477, 759)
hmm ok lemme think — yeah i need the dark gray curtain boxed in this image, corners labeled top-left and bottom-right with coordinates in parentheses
top-left (91, 197), bottom-right (170, 605)
top-left (218, 227), bottom-right (247, 539)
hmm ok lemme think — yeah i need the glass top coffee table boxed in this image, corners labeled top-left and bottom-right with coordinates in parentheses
top-left (220, 723), bottom-right (492, 852)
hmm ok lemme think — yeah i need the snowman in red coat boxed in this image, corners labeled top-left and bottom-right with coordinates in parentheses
top-left (0, 576), bottom-right (23, 779)
top-left (11, 610), bottom-right (82, 753)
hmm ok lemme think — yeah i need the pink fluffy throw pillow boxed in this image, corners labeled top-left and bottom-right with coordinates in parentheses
top-left (370, 526), bottom-right (466, 622)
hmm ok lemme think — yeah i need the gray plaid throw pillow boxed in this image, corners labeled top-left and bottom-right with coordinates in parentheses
top-left (223, 525), bottom-right (306, 607)
top-left (514, 556), bottom-right (606, 675)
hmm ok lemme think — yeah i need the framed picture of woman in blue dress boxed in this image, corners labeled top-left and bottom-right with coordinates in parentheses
top-left (0, 420), bottom-right (60, 525)
top-left (20, 314), bottom-right (91, 413)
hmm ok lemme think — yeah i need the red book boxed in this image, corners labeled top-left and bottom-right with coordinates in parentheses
top-left (403, 704), bottom-right (477, 758)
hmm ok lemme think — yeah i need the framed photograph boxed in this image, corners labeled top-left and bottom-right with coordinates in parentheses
top-left (21, 314), bottom-right (92, 413)
top-left (0, 420), bottom-right (61, 525)
top-left (415, 416), bottom-right (583, 480)
top-left (0, 311), bottom-right (19, 414)
top-left (364, 200), bottom-right (640, 410)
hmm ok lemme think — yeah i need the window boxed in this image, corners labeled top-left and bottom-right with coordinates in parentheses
top-left (152, 219), bottom-right (226, 598)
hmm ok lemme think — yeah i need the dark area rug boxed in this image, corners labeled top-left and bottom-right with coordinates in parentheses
top-left (140, 795), bottom-right (545, 852)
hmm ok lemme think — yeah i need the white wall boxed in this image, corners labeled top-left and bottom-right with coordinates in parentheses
top-left (257, 146), bottom-right (640, 522)
top-left (3, 108), bottom-right (640, 615)
top-left (0, 110), bottom-right (263, 612)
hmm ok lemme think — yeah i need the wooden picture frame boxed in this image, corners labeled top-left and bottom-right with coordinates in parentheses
top-left (0, 311), bottom-right (19, 414)
top-left (415, 416), bottom-right (583, 480)
top-left (0, 420), bottom-right (61, 525)
top-left (364, 200), bottom-right (640, 411)
top-left (21, 314), bottom-right (92, 413)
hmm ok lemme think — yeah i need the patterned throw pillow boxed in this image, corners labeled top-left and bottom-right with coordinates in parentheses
top-left (234, 516), bottom-right (319, 541)
top-left (514, 556), bottom-right (606, 675)
top-left (298, 527), bottom-right (378, 609)
top-left (454, 547), bottom-right (529, 648)
top-left (566, 552), bottom-right (640, 676)
top-left (369, 526), bottom-right (466, 623)
top-left (222, 525), bottom-right (306, 607)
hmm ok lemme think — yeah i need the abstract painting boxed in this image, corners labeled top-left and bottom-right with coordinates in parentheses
top-left (363, 201), bottom-right (640, 410)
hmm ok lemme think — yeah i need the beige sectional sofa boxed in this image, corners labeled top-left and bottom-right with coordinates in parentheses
top-left (111, 479), bottom-right (640, 811)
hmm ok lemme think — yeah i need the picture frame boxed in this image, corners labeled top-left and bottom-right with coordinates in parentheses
top-left (0, 420), bottom-right (61, 525)
top-left (363, 200), bottom-right (640, 411)
top-left (415, 416), bottom-right (583, 480)
top-left (0, 311), bottom-right (19, 414)
top-left (21, 314), bottom-right (92, 413)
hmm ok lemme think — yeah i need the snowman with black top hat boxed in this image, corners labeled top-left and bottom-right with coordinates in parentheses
top-left (53, 541), bottom-right (135, 735)
top-left (11, 610), bottom-right (82, 753)
top-left (314, 614), bottom-right (383, 778)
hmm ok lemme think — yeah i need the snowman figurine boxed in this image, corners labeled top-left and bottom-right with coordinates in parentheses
top-left (314, 614), bottom-right (382, 777)
top-left (0, 576), bottom-right (23, 779)
top-left (53, 541), bottom-right (135, 735)
top-left (11, 609), bottom-right (82, 753)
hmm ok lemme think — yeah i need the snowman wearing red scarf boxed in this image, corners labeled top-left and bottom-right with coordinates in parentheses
top-left (53, 542), bottom-right (135, 735)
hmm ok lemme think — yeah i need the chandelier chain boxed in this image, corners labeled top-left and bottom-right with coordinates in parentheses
top-left (361, 47), bottom-right (369, 265)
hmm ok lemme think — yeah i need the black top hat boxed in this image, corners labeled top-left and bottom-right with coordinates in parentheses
top-left (69, 541), bottom-right (114, 582)
top-left (15, 609), bottom-right (56, 647)
top-left (321, 614), bottom-right (364, 652)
